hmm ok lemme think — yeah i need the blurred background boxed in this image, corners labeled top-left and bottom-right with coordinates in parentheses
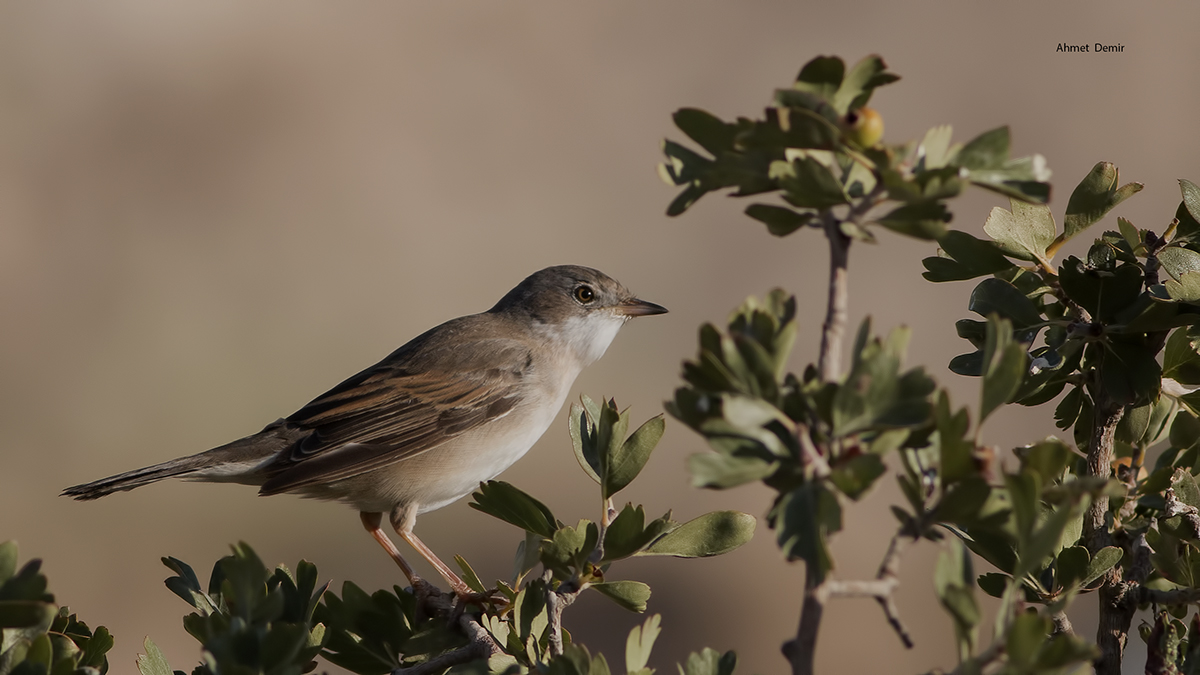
top-left (2, 2), bottom-right (1198, 673)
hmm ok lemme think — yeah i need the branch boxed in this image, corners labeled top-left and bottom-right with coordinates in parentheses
top-left (546, 584), bottom-right (581, 658)
top-left (816, 185), bottom-right (885, 384)
top-left (392, 613), bottom-right (500, 675)
top-left (818, 210), bottom-right (851, 383)
top-left (1051, 611), bottom-right (1074, 636)
top-left (1139, 587), bottom-right (1200, 606)
top-left (784, 528), bottom-right (916, 674)
top-left (791, 184), bottom-right (887, 675)
top-left (1082, 383), bottom-right (1128, 675)
top-left (783, 573), bottom-right (825, 675)
top-left (797, 423), bottom-right (831, 479)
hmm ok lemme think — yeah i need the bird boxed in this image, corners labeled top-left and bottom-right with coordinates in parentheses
top-left (63, 265), bottom-right (667, 598)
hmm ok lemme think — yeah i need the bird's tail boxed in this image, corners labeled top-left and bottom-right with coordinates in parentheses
top-left (60, 426), bottom-right (295, 500)
top-left (61, 455), bottom-right (212, 500)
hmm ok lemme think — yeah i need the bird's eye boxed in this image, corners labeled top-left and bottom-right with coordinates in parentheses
top-left (574, 285), bottom-right (595, 304)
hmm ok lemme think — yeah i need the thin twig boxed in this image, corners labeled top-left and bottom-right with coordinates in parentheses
top-left (797, 422), bottom-right (831, 479)
top-left (816, 184), bottom-right (885, 384)
top-left (818, 211), bottom-right (851, 383)
top-left (785, 528), bottom-right (916, 673)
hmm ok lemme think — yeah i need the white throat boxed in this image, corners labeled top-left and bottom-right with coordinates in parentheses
top-left (547, 312), bottom-right (627, 368)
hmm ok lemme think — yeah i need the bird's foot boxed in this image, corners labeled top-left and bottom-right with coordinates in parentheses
top-left (451, 585), bottom-right (508, 608)
top-left (408, 577), bottom-right (454, 619)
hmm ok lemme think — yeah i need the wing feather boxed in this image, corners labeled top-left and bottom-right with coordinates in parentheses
top-left (258, 336), bottom-right (531, 495)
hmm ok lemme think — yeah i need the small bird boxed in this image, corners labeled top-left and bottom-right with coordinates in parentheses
top-left (63, 265), bottom-right (667, 597)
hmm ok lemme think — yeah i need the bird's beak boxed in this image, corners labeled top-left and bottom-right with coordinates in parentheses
top-left (617, 298), bottom-right (668, 317)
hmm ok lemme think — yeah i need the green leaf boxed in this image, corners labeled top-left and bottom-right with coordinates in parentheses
top-left (936, 477), bottom-right (992, 524)
top-left (1159, 246), bottom-right (1200, 282)
top-left (1165, 328), bottom-right (1200, 385)
top-left (78, 625), bottom-right (113, 670)
top-left (1057, 256), bottom-right (1144, 322)
top-left (976, 573), bottom-right (1009, 598)
top-left (0, 542), bottom-right (16, 585)
top-left (541, 521), bottom-right (600, 577)
top-left (1054, 387), bottom-right (1084, 430)
top-left (625, 614), bottom-right (661, 673)
top-left (1007, 613), bottom-right (1051, 668)
top-left (1082, 546), bottom-right (1123, 586)
top-left (1172, 469), bottom-right (1200, 509)
top-left (983, 199), bottom-right (1056, 264)
top-left (773, 484), bottom-right (841, 578)
top-left (1102, 339), bottom-right (1163, 406)
top-left (956, 126), bottom-right (1010, 170)
top-left (605, 415), bottom-right (664, 500)
top-left (968, 278), bottom-right (1043, 328)
top-left (922, 230), bottom-right (1015, 282)
top-left (25, 632), bottom-right (52, 671)
top-left (591, 581), bottom-right (651, 613)
top-left (1181, 179), bottom-right (1200, 226)
top-left (778, 157), bottom-right (847, 209)
top-left (687, 453), bottom-right (776, 489)
top-left (1055, 546), bottom-right (1090, 589)
top-left (640, 511), bottom-right (755, 558)
top-left (875, 201), bottom-right (951, 240)
top-left (980, 316), bottom-right (1027, 425)
top-left (935, 540), bottom-right (979, 660)
top-left (570, 402), bottom-right (601, 486)
top-left (453, 556), bottom-right (487, 595)
top-left (745, 203), bottom-right (815, 237)
top-left (828, 453), bottom-right (886, 500)
top-left (1118, 217), bottom-right (1142, 252)
top-left (672, 108), bottom-right (736, 156)
top-left (0, 600), bottom-right (56, 630)
top-left (161, 556), bottom-right (218, 615)
top-left (665, 182), bottom-right (709, 217)
top-left (603, 504), bottom-right (656, 562)
top-left (470, 481), bottom-right (558, 538)
top-left (1165, 272), bottom-right (1200, 303)
top-left (1063, 162), bottom-right (1143, 240)
top-left (137, 637), bottom-right (174, 675)
top-left (791, 55), bottom-right (844, 102)
top-left (1018, 438), bottom-right (1073, 484)
top-left (833, 54), bottom-right (897, 114)
top-left (679, 648), bottom-right (738, 675)
top-left (935, 392), bottom-right (976, 487)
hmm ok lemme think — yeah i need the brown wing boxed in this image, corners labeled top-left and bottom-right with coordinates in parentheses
top-left (258, 337), bottom-right (531, 495)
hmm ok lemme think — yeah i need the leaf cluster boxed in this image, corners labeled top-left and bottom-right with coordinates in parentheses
top-left (470, 397), bottom-right (755, 614)
top-left (0, 542), bottom-right (112, 675)
top-left (659, 54), bottom-right (1050, 244)
top-left (138, 543), bottom-right (328, 675)
top-left (658, 54), bottom-right (1186, 675)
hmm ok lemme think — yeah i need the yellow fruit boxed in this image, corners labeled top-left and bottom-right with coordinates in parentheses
top-left (844, 106), bottom-right (884, 148)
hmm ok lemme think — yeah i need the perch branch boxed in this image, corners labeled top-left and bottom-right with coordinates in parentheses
top-left (392, 613), bottom-right (501, 675)
top-left (546, 582), bottom-right (581, 658)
